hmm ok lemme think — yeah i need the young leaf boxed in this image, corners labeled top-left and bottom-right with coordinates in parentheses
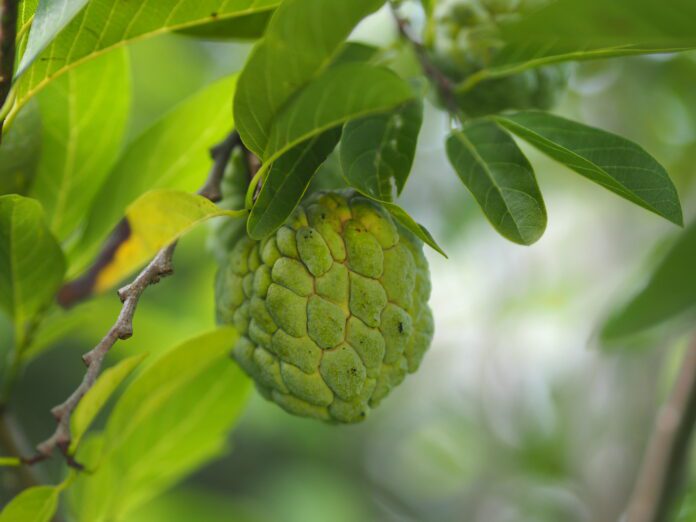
top-left (0, 457), bottom-right (21, 466)
top-left (263, 64), bottom-right (414, 164)
top-left (75, 328), bottom-right (251, 520)
top-left (30, 48), bottom-right (130, 241)
top-left (234, 0), bottom-right (385, 156)
top-left (248, 129), bottom-right (342, 240)
top-left (75, 75), bottom-right (238, 271)
top-left (6, 1), bottom-right (278, 127)
top-left (446, 120), bottom-right (547, 245)
top-left (69, 353), bottom-right (147, 453)
top-left (602, 221), bottom-right (696, 341)
top-left (0, 195), bottom-right (65, 327)
top-left (340, 99), bottom-right (423, 201)
top-left (15, 0), bottom-right (90, 77)
top-left (496, 111), bottom-right (683, 226)
top-left (93, 190), bottom-right (247, 292)
top-left (0, 486), bottom-right (60, 522)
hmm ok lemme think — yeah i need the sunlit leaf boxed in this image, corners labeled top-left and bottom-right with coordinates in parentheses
top-left (30, 48), bottom-right (130, 240)
top-left (75, 75), bottom-right (238, 272)
top-left (248, 129), bottom-right (342, 240)
top-left (15, 0), bottom-right (89, 76)
top-left (0, 486), bottom-right (60, 522)
top-left (71, 328), bottom-right (251, 520)
top-left (263, 64), bottom-right (414, 166)
top-left (6, 1), bottom-right (277, 130)
top-left (602, 220), bottom-right (696, 340)
top-left (496, 111), bottom-right (683, 226)
top-left (70, 353), bottom-right (147, 453)
top-left (0, 457), bottom-right (20, 466)
top-left (340, 99), bottom-right (423, 201)
top-left (234, 0), bottom-right (385, 156)
top-left (446, 120), bottom-right (546, 245)
top-left (94, 190), bottom-right (246, 292)
top-left (0, 195), bottom-right (65, 327)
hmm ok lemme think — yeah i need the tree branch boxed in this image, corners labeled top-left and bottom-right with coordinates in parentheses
top-left (0, 0), bottom-right (18, 133)
top-left (626, 334), bottom-right (696, 522)
top-left (0, 407), bottom-right (44, 489)
top-left (389, 2), bottom-right (461, 119)
top-left (23, 130), bottom-right (241, 467)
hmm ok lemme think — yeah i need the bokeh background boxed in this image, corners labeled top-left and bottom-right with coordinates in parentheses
top-left (3, 6), bottom-right (696, 522)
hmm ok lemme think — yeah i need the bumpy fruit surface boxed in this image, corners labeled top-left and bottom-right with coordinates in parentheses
top-left (215, 190), bottom-right (433, 423)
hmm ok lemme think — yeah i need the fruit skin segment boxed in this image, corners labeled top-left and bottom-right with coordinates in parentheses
top-left (215, 190), bottom-right (434, 423)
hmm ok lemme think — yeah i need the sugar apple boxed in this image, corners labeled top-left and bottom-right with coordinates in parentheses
top-left (215, 190), bottom-right (434, 423)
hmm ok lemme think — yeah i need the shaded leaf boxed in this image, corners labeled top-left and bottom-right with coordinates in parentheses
top-left (446, 120), bottom-right (546, 245)
top-left (340, 99), bottom-right (423, 201)
top-left (177, 10), bottom-right (271, 40)
top-left (330, 42), bottom-right (380, 68)
top-left (0, 486), bottom-right (59, 522)
top-left (382, 201), bottom-right (446, 257)
top-left (248, 129), bottom-right (342, 240)
top-left (0, 100), bottom-right (41, 195)
top-left (93, 190), bottom-right (246, 292)
top-left (0, 195), bottom-right (65, 327)
top-left (467, 0), bottom-right (696, 84)
top-left (70, 353), bottom-right (147, 453)
top-left (263, 64), bottom-right (414, 165)
top-left (602, 220), bottom-right (696, 340)
top-left (15, 0), bottom-right (89, 76)
top-left (6, 0), bottom-right (278, 127)
top-left (234, 0), bottom-right (385, 156)
top-left (75, 75), bottom-right (238, 271)
top-left (71, 328), bottom-right (251, 520)
top-left (496, 111), bottom-right (683, 226)
top-left (31, 48), bottom-right (130, 240)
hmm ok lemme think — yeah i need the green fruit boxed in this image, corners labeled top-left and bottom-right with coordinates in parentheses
top-left (215, 190), bottom-right (434, 423)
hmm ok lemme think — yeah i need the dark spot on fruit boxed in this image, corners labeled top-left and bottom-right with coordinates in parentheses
top-left (211, 11), bottom-right (218, 17)
top-left (398, 322), bottom-right (404, 333)
top-left (350, 367), bottom-right (357, 375)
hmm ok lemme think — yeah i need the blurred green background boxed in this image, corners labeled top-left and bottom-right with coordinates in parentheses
top-left (2, 6), bottom-right (696, 522)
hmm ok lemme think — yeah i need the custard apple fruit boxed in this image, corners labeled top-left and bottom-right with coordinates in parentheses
top-left (215, 190), bottom-right (434, 423)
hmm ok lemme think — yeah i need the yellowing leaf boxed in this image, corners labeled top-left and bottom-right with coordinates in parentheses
top-left (94, 190), bottom-right (246, 292)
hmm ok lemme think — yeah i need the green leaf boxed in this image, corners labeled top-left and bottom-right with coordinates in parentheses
top-left (0, 101), bottom-right (41, 195)
top-left (92, 190), bottom-right (247, 292)
top-left (15, 0), bottom-right (90, 77)
top-left (475, 0), bottom-right (696, 82)
top-left (234, 0), bottom-right (385, 156)
top-left (247, 129), bottom-right (342, 240)
top-left (0, 195), bottom-right (65, 327)
top-left (0, 486), bottom-right (60, 522)
top-left (73, 328), bottom-right (251, 520)
top-left (30, 48), bottom-right (130, 240)
top-left (177, 10), bottom-right (272, 40)
top-left (340, 99), bottom-right (423, 201)
top-left (496, 111), bottom-right (683, 226)
top-left (6, 0), bottom-right (279, 128)
top-left (0, 457), bottom-right (21, 466)
top-left (382, 201), bottom-right (446, 257)
top-left (446, 120), bottom-right (546, 245)
top-left (69, 353), bottom-right (147, 453)
top-left (602, 221), bottom-right (696, 341)
top-left (75, 74), bottom-right (238, 271)
top-left (263, 64), bottom-right (414, 165)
